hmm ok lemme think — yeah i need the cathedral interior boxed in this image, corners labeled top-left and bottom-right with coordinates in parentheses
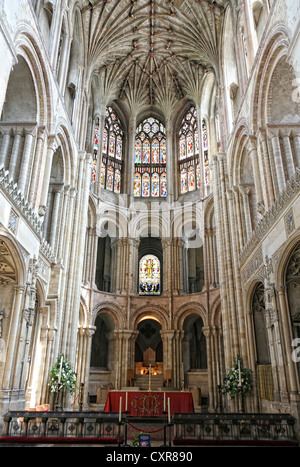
top-left (0, 0), bottom-right (300, 441)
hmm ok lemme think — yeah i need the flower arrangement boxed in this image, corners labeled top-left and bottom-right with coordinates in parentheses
top-left (222, 356), bottom-right (253, 400)
top-left (48, 354), bottom-right (77, 395)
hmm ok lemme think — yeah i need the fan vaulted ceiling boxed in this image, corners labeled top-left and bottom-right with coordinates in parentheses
top-left (81, 0), bottom-right (226, 113)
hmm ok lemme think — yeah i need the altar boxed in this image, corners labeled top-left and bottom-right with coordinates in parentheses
top-left (104, 391), bottom-right (195, 417)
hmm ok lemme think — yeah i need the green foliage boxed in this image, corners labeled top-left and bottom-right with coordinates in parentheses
top-left (48, 354), bottom-right (77, 395)
top-left (222, 355), bottom-right (253, 400)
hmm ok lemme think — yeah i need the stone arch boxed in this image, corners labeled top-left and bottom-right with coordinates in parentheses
top-left (91, 302), bottom-right (124, 330)
top-left (250, 25), bottom-right (291, 134)
top-left (13, 27), bottom-right (53, 127)
top-left (131, 305), bottom-right (169, 332)
top-left (0, 232), bottom-right (26, 285)
top-left (175, 302), bottom-right (207, 329)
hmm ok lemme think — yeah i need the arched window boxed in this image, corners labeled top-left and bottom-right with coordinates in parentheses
top-left (179, 106), bottom-right (200, 194)
top-left (139, 254), bottom-right (161, 295)
top-left (93, 107), bottom-right (123, 193)
top-left (134, 117), bottom-right (167, 198)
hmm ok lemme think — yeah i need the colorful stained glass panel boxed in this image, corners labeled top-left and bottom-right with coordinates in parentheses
top-left (160, 172), bottom-right (167, 197)
top-left (114, 169), bottom-right (121, 194)
top-left (139, 254), bottom-right (161, 295)
top-left (142, 173), bottom-right (150, 197)
top-left (152, 172), bottom-right (160, 197)
top-left (188, 166), bottom-right (195, 191)
top-left (143, 140), bottom-right (150, 164)
top-left (181, 169), bottom-right (188, 194)
top-left (106, 166), bottom-right (114, 191)
top-left (152, 139), bottom-right (160, 164)
top-left (134, 172), bottom-right (141, 197)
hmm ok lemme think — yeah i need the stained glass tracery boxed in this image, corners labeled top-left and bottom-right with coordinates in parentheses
top-left (92, 106), bottom-right (123, 193)
top-left (139, 254), bottom-right (161, 295)
top-left (134, 117), bottom-right (167, 198)
top-left (179, 106), bottom-right (201, 194)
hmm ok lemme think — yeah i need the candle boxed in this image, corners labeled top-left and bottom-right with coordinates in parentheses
top-left (125, 392), bottom-right (128, 411)
top-left (58, 356), bottom-right (63, 384)
top-left (163, 392), bottom-right (166, 411)
top-left (168, 397), bottom-right (171, 424)
top-left (238, 360), bottom-right (242, 386)
top-left (119, 396), bottom-right (122, 422)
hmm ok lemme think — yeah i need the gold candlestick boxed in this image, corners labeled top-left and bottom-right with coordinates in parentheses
top-left (148, 364), bottom-right (152, 392)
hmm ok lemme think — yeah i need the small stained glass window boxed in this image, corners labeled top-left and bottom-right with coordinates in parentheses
top-left (139, 255), bottom-right (161, 295)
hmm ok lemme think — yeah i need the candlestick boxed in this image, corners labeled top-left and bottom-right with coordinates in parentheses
top-left (58, 356), bottom-right (63, 384)
top-left (238, 359), bottom-right (242, 387)
top-left (167, 397), bottom-right (171, 424)
top-left (119, 396), bottom-right (122, 422)
top-left (163, 392), bottom-right (166, 412)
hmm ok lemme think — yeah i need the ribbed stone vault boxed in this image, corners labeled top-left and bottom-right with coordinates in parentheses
top-left (81, 0), bottom-right (226, 112)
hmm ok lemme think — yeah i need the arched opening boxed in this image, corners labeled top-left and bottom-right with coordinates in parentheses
top-left (0, 55), bottom-right (37, 195)
top-left (135, 318), bottom-right (163, 377)
top-left (182, 313), bottom-right (208, 405)
top-left (251, 282), bottom-right (274, 402)
top-left (89, 312), bottom-right (115, 404)
top-left (286, 243), bottom-right (300, 380)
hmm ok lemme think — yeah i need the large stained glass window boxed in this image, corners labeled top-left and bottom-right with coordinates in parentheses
top-left (96, 106), bottom-right (123, 193)
top-left (134, 117), bottom-right (167, 198)
top-left (139, 254), bottom-right (161, 295)
top-left (178, 106), bottom-right (201, 194)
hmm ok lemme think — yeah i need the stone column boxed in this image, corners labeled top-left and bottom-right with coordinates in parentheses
top-left (165, 117), bottom-right (173, 203)
top-left (196, 106), bottom-right (205, 199)
top-left (202, 326), bottom-right (214, 411)
top-left (95, 110), bottom-right (107, 197)
top-left (39, 136), bottom-right (58, 216)
top-left (258, 129), bottom-right (275, 207)
top-left (292, 132), bottom-right (300, 168)
top-left (2, 286), bottom-right (25, 389)
top-left (49, 187), bottom-right (63, 250)
top-left (127, 114), bottom-right (137, 199)
top-left (160, 331), bottom-right (176, 384)
top-left (162, 237), bottom-right (172, 294)
top-left (281, 130), bottom-right (295, 179)
top-left (268, 129), bottom-right (286, 193)
top-left (29, 127), bottom-right (46, 206)
top-left (232, 186), bottom-right (245, 252)
top-left (82, 326), bottom-right (96, 409)
top-left (239, 185), bottom-right (252, 242)
top-left (18, 127), bottom-right (37, 196)
top-left (248, 136), bottom-right (264, 212)
top-left (276, 286), bottom-right (299, 394)
top-left (0, 128), bottom-right (11, 168)
top-left (8, 127), bottom-right (23, 182)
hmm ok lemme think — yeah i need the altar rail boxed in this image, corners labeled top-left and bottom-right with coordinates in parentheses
top-left (1, 411), bottom-right (124, 445)
top-left (1, 411), bottom-right (299, 446)
top-left (173, 413), bottom-right (299, 446)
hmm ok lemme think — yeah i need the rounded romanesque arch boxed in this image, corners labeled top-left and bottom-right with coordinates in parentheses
top-left (131, 304), bottom-right (169, 332)
top-left (91, 302), bottom-right (124, 330)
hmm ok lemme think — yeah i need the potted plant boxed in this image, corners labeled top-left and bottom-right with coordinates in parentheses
top-left (48, 354), bottom-right (77, 410)
top-left (222, 355), bottom-right (253, 400)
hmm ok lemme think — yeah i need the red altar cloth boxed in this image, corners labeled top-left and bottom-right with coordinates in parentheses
top-left (104, 391), bottom-right (194, 417)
